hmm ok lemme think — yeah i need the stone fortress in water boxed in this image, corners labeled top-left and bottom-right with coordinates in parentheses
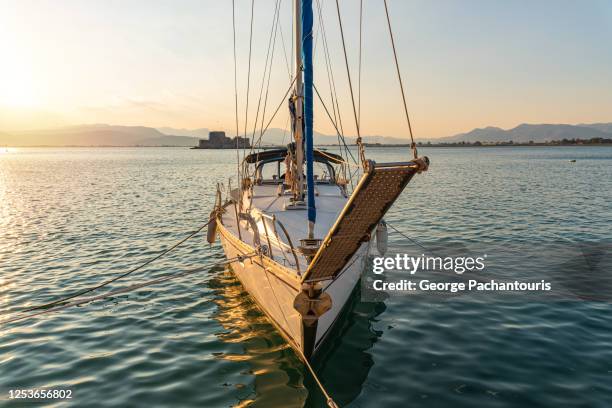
top-left (192, 131), bottom-right (251, 149)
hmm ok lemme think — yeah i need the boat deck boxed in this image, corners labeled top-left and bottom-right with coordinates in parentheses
top-left (221, 183), bottom-right (348, 275)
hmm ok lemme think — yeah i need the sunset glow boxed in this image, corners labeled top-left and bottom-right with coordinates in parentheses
top-left (0, 0), bottom-right (611, 137)
top-left (0, 74), bottom-right (38, 108)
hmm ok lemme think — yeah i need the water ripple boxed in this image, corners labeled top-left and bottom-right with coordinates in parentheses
top-left (1, 147), bottom-right (611, 407)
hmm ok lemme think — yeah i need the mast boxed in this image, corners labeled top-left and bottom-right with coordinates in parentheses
top-left (301, 0), bottom-right (316, 237)
top-left (293, 0), bottom-right (304, 201)
top-left (292, 0), bottom-right (316, 237)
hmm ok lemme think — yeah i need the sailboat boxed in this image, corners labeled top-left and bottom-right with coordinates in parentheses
top-left (209, 0), bottom-right (429, 361)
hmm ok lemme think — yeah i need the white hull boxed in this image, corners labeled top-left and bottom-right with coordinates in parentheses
top-left (218, 207), bottom-right (370, 357)
top-left (310, 243), bottom-right (369, 352)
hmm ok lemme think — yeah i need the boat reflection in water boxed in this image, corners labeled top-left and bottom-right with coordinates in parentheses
top-left (209, 266), bottom-right (387, 407)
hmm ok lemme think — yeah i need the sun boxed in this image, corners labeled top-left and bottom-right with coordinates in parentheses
top-left (0, 76), bottom-right (38, 107)
top-left (0, 39), bottom-right (39, 108)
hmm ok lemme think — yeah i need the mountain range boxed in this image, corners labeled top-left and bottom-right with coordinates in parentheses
top-left (0, 124), bottom-right (182, 147)
top-left (435, 123), bottom-right (612, 144)
top-left (0, 122), bottom-right (610, 147)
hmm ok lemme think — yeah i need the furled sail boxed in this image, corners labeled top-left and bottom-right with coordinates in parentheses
top-left (302, 0), bottom-right (316, 233)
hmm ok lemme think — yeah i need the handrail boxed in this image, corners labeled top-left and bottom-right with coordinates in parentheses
top-left (274, 218), bottom-right (302, 275)
top-left (272, 215), bottom-right (302, 275)
top-left (268, 216), bottom-right (289, 267)
top-left (259, 212), bottom-right (302, 274)
top-left (229, 181), bottom-right (242, 240)
top-left (260, 215), bottom-right (274, 259)
top-left (238, 213), bottom-right (261, 247)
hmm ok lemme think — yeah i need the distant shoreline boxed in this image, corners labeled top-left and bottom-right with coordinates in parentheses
top-left (363, 140), bottom-right (612, 148)
top-left (4, 142), bottom-right (612, 148)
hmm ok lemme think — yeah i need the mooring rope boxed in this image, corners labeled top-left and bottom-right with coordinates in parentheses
top-left (18, 219), bottom-right (214, 314)
top-left (1, 252), bottom-right (258, 326)
top-left (5, 213), bottom-right (342, 404)
top-left (294, 347), bottom-right (339, 408)
top-left (386, 221), bottom-right (431, 253)
top-left (4, 246), bottom-right (339, 405)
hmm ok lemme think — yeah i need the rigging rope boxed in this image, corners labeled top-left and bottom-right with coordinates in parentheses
top-left (317, 149), bottom-right (359, 169)
top-left (232, 0), bottom-right (242, 190)
top-left (248, 0), bottom-right (282, 155)
top-left (281, 114), bottom-right (291, 146)
top-left (314, 0), bottom-right (351, 169)
top-left (334, 0), bottom-right (366, 168)
top-left (251, 77), bottom-right (297, 156)
top-left (313, 84), bottom-right (358, 167)
top-left (258, 1), bottom-right (282, 150)
top-left (243, 0), bottom-right (255, 165)
top-left (313, 1), bottom-right (340, 150)
top-left (277, 18), bottom-right (294, 81)
top-left (291, 0), bottom-right (294, 76)
top-left (18, 219), bottom-right (213, 314)
top-left (383, 0), bottom-right (418, 159)
top-left (358, 0), bottom-right (363, 128)
top-left (318, 5), bottom-right (345, 143)
top-left (314, 0), bottom-right (359, 190)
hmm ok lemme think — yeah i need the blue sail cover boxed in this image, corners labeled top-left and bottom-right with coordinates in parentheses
top-left (302, 0), bottom-right (316, 225)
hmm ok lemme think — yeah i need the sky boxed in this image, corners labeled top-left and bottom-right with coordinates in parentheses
top-left (1, 0), bottom-right (611, 139)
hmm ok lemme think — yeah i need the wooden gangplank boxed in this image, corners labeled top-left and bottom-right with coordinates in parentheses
top-left (302, 160), bottom-right (424, 282)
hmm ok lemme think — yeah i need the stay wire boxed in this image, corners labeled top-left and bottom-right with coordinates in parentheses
top-left (313, 83), bottom-right (358, 165)
top-left (277, 17), bottom-right (293, 81)
top-left (358, 0), bottom-right (363, 128)
top-left (248, 0), bottom-right (282, 156)
top-left (243, 0), bottom-right (255, 164)
top-left (232, 0), bottom-right (241, 187)
top-left (315, 0), bottom-right (351, 173)
top-left (313, 83), bottom-right (359, 189)
top-left (314, 0), bottom-right (349, 175)
top-left (258, 0), bottom-right (282, 149)
top-left (383, 0), bottom-right (417, 159)
top-left (251, 77), bottom-right (297, 151)
top-left (334, 0), bottom-right (366, 167)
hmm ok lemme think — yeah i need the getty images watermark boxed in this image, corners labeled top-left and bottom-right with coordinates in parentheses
top-left (365, 252), bottom-right (553, 298)
top-left (373, 253), bottom-right (487, 275)
top-left (362, 242), bottom-right (612, 301)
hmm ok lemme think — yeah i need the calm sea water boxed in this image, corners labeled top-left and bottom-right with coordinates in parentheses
top-left (1, 146), bottom-right (611, 407)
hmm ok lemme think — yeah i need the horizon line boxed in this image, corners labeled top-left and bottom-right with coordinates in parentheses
top-left (2, 119), bottom-right (612, 141)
